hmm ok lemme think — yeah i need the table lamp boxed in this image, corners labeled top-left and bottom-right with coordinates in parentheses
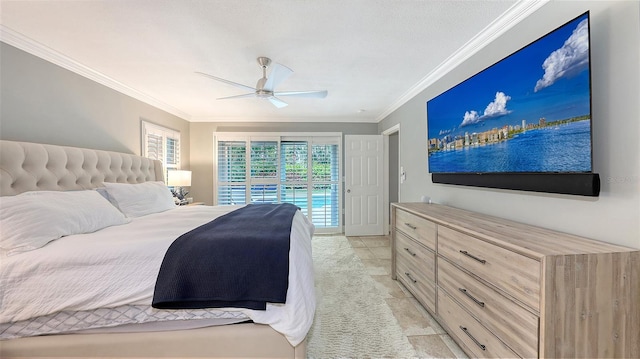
top-left (167, 170), bottom-right (192, 205)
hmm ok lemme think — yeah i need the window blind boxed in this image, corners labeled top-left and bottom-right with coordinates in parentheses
top-left (217, 140), bottom-right (247, 183)
top-left (217, 140), bottom-right (247, 204)
top-left (281, 141), bottom-right (308, 182)
top-left (311, 144), bottom-right (340, 228)
top-left (250, 141), bottom-right (278, 179)
top-left (214, 134), bottom-right (341, 232)
top-left (146, 133), bottom-right (163, 161)
top-left (142, 121), bottom-right (180, 182)
top-left (312, 144), bottom-right (339, 182)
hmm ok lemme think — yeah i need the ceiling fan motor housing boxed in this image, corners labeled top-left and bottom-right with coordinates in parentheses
top-left (257, 56), bottom-right (272, 68)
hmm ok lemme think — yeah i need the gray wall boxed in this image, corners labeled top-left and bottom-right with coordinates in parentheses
top-left (0, 43), bottom-right (190, 164)
top-left (378, 0), bottom-right (640, 248)
top-left (189, 122), bottom-right (378, 205)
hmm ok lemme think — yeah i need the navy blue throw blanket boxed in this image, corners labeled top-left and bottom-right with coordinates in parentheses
top-left (152, 203), bottom-right (299, 310)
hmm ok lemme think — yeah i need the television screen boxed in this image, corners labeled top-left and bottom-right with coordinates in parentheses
top-left (427, 12), bottom-right (592, 175)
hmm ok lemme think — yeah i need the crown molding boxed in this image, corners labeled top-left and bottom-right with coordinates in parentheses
top-left (375, 0), bottom-right (549, 123)
top-left (0, 25), bottom-right (191, 121)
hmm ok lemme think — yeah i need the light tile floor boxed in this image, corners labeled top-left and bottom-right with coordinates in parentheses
top-left (347, 235), bottom-right (468, 359)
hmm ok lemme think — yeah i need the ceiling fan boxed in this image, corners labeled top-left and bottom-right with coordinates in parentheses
top-left (196, 57), bottom-right (328, 109)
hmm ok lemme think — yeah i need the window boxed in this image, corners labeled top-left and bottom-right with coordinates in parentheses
top-left (310, 142), bottom-right (340, 228)
top-left (217, 140), bottom-right (247, 205)
top-left (215, 134), bottom-right (342, 232)
top-left (281, 141), bottom-right (309, 216)
top-left (250, 140), bottom-right (279, 204)
top-left (142, 121), bottom-right (181, 182)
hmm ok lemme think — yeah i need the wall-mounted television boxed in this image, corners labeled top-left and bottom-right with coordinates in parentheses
top-left (426, 11), bottom-right (599, 196)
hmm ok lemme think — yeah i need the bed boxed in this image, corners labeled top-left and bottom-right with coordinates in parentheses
top-left (0, 140), bottom-right (315, 358)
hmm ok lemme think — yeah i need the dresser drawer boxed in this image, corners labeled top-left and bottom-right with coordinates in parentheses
top-left (438, 290), bottom-right (520, 358)
top-left (395, 231), bottom-right (436, 281)
top-left (395, 229), bottom-right (436, 312)
top-left (396, 258), bottom-right (436, 312)
top-left (395, 209), bottom-right (436, 250)
top-left (438, 259), bottom-right (538, 358)
top-left (438, 226), bottom-right (540, 311)
top-left (396, 233), bottom-right (436, 284)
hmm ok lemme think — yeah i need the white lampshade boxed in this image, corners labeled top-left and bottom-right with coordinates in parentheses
top-left (167, 170), bottom-right (192, 187)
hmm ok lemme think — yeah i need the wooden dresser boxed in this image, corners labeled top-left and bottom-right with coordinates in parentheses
top-left (391, 202), bottom-right (639, 359)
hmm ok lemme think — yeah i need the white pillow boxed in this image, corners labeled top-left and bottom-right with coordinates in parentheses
top-left (0, 190), bottom-right (131, 256)
top-left (102, 181), bottom-right (175, 218)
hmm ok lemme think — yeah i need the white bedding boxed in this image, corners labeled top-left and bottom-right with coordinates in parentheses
top-left (0, 205), bottom-right (316, 346)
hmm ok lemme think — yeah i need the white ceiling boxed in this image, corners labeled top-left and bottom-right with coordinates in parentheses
top-left (0, 0), bottom-right (545, 123)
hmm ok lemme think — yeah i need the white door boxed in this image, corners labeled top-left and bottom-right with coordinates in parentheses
top-left (344, 135), bottom-right (384, 236)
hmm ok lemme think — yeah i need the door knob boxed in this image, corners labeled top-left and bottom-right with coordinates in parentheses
top-left (347, 189), bottom-right (351, 193)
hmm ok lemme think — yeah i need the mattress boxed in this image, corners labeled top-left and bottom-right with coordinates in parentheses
top-left (0, 205), bottom-right (316, 346)
top-left (0, 305), bottom-right (248, 338)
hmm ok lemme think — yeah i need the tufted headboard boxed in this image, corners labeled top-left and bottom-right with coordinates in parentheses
top-left (0, 140), bottom-right (164, 196)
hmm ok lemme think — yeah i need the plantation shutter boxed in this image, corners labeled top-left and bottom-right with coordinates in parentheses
top-left (281, 141), bottom-right (308, 182)
top-left (249, 140), bottom-right (279, 203)
top-left (165, 137), bottom-right (179, 169)
top-left (214, 134), bottom-right (342, 232)
top-left (146, 133), bottom-right (163, 162)
top-left (142, 121), bottom-right (180, 182)
top-left (311, 142), bottom-right (340, 228)
top-left (281, 141), bottom-right (309, 216)
top-left (217, 140), bottom-right (247, 205)
top-left (250, 141), bottom-right (278, 179)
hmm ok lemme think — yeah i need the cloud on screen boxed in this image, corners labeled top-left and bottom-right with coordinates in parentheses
top-left (534, 19), bottom-right (589, 92)
top-left (460, 91), bottom-right (512, 127)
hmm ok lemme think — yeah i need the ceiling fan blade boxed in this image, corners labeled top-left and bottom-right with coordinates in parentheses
top-left (274, 90), bottom-right (328, 98)
top-left (263, 63), bottom-right (293, 91)
top-left (268, 96), bottom-right (288, 108)
top-left (195, 71), bottom-right (256, 92)
top-left (217, 93), bottom-right (257, 100)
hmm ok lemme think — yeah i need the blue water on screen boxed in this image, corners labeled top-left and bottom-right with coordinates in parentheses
top-left (428, 120), bottom-right (592, 173)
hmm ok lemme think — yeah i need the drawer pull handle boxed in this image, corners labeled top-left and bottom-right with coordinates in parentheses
top-left (404, 223), bottom-right (417, 230)
top-left (459, 250), bottom-right (487, 264)
top-left (404, 272), bottom-right (417, 283)
top-left (459, 288), bottom-right (485, 308)
top-left (459, 326), bottom-right (486, 351)
top-left (404, 247), bottom-right (417, 257)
